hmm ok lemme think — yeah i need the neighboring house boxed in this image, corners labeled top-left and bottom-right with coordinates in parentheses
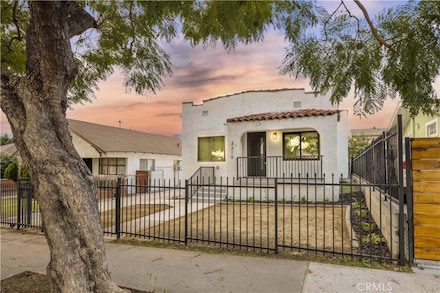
top-left (182, 89), bottom-right (349, 201)
top-left (350, 127), bottom-right (386, 141)
top-left (389, 103), bottom-right (440, 138)
top-left (0, 143), bottom-right (18, 156)
top-left (68, 119), bottom-right (182, 182)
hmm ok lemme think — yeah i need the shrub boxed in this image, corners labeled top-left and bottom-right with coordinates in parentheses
top-left (0, 153), bottom-right (15, 178)
top-left (4, 160), bottom-right (19, 181)
top-left (3, 159), bottom-right (29, 181)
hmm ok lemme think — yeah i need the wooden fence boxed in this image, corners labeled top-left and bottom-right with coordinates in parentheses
top-left (411, 137), bottom-right (440, 261)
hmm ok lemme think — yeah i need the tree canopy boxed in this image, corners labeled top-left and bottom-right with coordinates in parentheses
top-left (0, 134), bottom-right (13, 145)
top-left (1, 1), bottom-right (320, 103)
top-left (349, 134), bottom-right (372, 158)
top-left (281, 0), bottom-right (440, 116)
top-left (3, 1), bottom-right (437, 116)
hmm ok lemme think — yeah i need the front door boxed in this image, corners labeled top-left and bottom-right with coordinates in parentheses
top-left (247, 132), bottom-right (266, 177)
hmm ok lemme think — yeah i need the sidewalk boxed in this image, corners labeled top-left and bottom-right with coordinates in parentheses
top-left (1, 229), bottom-right (438, 292)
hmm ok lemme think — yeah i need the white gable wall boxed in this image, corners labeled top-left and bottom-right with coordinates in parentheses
top-left (71, 133), bottom-right (101, 157)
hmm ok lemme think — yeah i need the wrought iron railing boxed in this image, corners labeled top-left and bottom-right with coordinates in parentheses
top-left (236, 156), bottom-right (323, 179)
top-left (188, 167), bottom-right (215, 198)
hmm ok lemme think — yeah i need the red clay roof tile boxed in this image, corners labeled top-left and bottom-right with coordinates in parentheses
top-left (226, 109), bottom-right (340, 123)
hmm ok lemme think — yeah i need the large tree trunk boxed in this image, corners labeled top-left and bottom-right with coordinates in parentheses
top-left (1, 2), bottom-right (127, 292)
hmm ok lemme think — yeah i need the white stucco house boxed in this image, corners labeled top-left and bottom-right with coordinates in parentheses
top-left (181, 89), bottom-right (349, 201)
top-left (68, 119), bottom-right (182, 182)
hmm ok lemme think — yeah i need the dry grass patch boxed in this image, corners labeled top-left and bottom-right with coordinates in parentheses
top-left (142, 203), bottom-right (353, 252)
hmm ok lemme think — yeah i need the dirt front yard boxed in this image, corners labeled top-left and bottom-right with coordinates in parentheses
top-left (142, 203), bottom-right (354, 253)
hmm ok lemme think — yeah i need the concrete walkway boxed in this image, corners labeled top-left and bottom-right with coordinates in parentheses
top-left (1, 229), bottom-right (438, 292)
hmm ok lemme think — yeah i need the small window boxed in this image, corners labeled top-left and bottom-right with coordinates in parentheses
top-left (283, 132), bottom-right (319, 160)
top-left (140, 159), bottom-right (155, 171)
top-left (99, 158), bottom-right (126, 175)
top-left (426, 120), bottom-right (438, 137)
top-left (173, 160), bottom-right (182, 171)
top-left (198, 136), bottom-right (225, 161)
top-left (202, 110), bottom-right (209, 116)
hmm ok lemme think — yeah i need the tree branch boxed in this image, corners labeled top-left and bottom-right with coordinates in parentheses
top-left (66, 1), bottom-right (97, 38)
top-left (341, 1), bottom-right (360, 35)
top-left (5, 1), bottom-right (23, 53)
top-left (323, 2), bottom-right (343, 41)
top-left (353, 0), bottom-right (394, 51)
top-left (0, 71), bottom-right (26, 136)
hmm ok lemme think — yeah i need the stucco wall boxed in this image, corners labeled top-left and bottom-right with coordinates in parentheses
top-left (225, 112), bottom-right (349, 179)
top-left (225, 183), bottom-right (339, 203)
top-left (182, 89), bottom-right (349, 180)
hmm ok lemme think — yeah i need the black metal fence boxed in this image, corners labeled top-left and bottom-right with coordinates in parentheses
top-left (350, 115), bottom-right (407, 265)
top-left (1, 175), bottom-right (406, 264)
top-left (351, 123), bottom-right (401, 199)
top-left (0, 178), bottom-right (42, 230)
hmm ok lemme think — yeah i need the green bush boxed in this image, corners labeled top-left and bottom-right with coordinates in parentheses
top-left (3, 159), bottom-right (29, 181)
top-left (4, 160), bottom-right (19, 181)
top-left (0, 152), bottom-right (15, 178)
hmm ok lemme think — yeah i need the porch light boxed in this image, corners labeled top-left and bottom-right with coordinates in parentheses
top-left (272, 132), bottom-right (278, 140)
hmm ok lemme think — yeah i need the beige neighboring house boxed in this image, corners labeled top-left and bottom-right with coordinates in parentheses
top-left (350, 127), bottom-right (386, 142)
top-left (0, 143), bottom-right (18, 156)
top-left (68, 119), bottom-right (182, 182)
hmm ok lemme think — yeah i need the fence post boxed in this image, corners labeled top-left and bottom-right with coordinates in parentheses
top-left (350, 157), bottom-right (353, 175)
top-left (26, 181), bottom-right (32, 225)
top-left (115, 178), bottom-right (121, 240)
top-left (274, 178), bottom-right (278, 254)
top-left (16, 180), bottom-right (21, 230)
top-left (397, 115), bottom-right (405, 266)
top-left (405, 137), bottom-right (414, 265)
top-left (184, 180), bottom-right (189, 246)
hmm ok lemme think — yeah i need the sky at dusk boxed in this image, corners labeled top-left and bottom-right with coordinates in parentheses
top-left (1, 0), bottom-right (437, 138)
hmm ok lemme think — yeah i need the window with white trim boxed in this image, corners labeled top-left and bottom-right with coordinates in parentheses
top-left (426, 119), bottom-right (438, 137)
